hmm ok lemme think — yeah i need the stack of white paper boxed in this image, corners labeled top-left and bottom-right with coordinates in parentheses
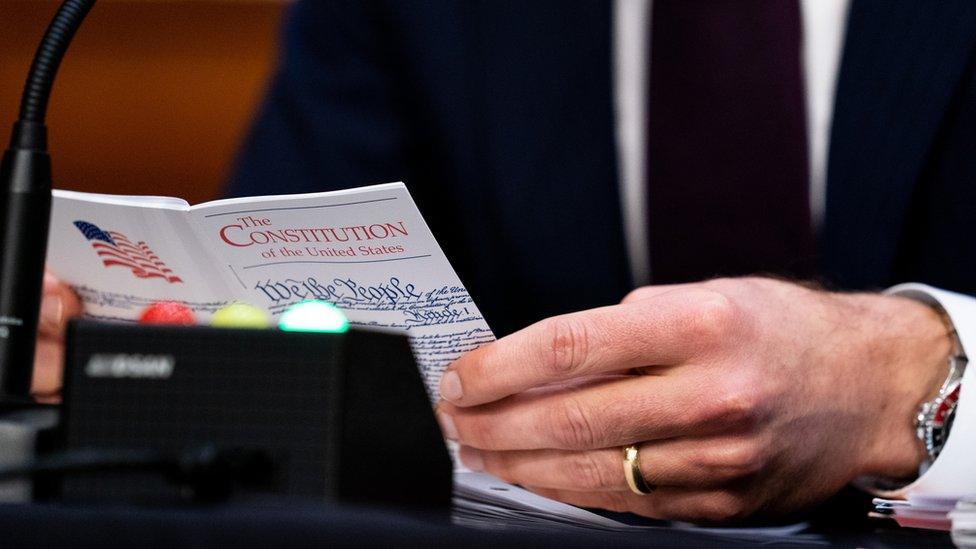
top-left (453, 472), bottom-right (628, 532)
top-left (951, 497), bottom-right (976, 547)
top-left (873, 494), bottom-right (962, 530)
top-left (454, 472), bottom-right (819, 543)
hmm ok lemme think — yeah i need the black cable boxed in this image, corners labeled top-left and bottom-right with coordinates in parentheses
top-left (0, 448), bottom-right (172, 481)
top-left (17, 0), bottom-right (97, 126)
top-left (0, 444), bottom-right (275, 502)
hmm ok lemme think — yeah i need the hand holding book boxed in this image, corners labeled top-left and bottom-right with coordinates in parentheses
top-left (31, 271), bottom-right (81, 402)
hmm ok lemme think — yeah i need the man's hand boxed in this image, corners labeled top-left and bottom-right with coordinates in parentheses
top-left (32, 271), bottom-right (82, 402)
top-left (437, 277), bottom-right (950, 522)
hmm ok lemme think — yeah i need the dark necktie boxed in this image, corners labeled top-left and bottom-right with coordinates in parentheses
top-left (646, 0), bottom-right (817, 284)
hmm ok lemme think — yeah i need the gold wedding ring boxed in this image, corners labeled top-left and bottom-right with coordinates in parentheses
top-left (623, 444), bottom-right (655, 495)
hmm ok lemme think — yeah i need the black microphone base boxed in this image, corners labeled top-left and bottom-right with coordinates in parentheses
top-left (0, 405), bottom-right (59, 502)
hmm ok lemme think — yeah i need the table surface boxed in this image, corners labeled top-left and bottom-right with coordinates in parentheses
top-left (0, 502), bottom-right (953, 548)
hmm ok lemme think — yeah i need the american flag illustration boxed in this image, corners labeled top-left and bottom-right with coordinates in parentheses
top-left (73, 221), bottom-right (183, 283)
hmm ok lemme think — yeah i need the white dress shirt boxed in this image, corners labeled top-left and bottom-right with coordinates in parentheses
top-left (611, 0), bottom-right (976, 497)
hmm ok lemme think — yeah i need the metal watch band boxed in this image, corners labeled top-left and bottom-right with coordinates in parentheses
top-left (915, 311), bottom-right (967, 466)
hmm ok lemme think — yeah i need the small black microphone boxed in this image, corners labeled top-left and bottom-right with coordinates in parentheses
top-left (0, 0), bottom-right (96, 402)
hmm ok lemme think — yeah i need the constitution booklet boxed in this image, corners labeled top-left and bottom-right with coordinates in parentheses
top-left (47, 182), bottom-right (493, 400)
top-left (45, 182), bottom-right (810, 540)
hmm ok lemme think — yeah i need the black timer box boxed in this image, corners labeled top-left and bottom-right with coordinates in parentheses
top-left (57, 320), bottom-right (452, 508)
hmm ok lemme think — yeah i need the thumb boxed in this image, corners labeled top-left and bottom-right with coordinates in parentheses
top-left (38, 272), bottom-right (82, 338)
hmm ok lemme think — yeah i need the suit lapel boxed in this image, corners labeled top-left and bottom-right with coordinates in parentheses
top-left (825, 0), bottom-right (976, 287)
top-left (468, 1), bottom-right (632, 318)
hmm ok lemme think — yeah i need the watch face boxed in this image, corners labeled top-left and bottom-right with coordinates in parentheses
top-left (926, 384), bottom-right (961, 459)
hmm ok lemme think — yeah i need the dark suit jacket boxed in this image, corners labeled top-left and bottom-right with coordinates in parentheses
top-left (229, 0), bottom-right (976, 337)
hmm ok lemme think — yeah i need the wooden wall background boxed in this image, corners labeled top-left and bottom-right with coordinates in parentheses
top-left (0, 0), bottom-right (287, 204)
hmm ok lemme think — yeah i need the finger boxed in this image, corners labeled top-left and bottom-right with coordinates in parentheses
top-left (440, 375), bottom-right (735, 450)
top-left (461, 437), bottom-right (762, 492)
top-left (441, 288), bottom-right (734, 406)
top-left (31, 339), bottom-right (64, 400)
top-left (38, 272), bottom-right (82, 338)
top-left (526, 486), bottom-right (756, 523)
top-left (620, 283), bottom-right (697, 304)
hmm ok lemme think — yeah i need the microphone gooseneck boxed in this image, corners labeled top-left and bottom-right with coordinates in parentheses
top-left (0, 0), bottom-right (97, 402)
top-left (19, 0), bottom-right (97, 125)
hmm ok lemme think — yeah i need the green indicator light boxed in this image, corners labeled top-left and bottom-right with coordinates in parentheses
top-left (278, 300), bottom-right (349, 333)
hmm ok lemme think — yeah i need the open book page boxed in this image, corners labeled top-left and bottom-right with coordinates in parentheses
top-left (53, 189), bottom-right (191, 209)
top-left (47, 191), bottom-right (237, 321)
top-left (187, 182), bottom-right (495, 397)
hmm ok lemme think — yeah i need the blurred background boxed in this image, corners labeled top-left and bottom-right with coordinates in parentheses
top-left (0, 0), bottom-right (287, 204)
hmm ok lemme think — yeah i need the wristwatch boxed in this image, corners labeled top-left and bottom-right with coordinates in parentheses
top-left (915, 319), bottom-right (967, 467)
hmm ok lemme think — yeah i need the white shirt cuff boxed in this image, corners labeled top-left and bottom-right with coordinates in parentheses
top-left (883, 283), bottom-right (976, 498)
